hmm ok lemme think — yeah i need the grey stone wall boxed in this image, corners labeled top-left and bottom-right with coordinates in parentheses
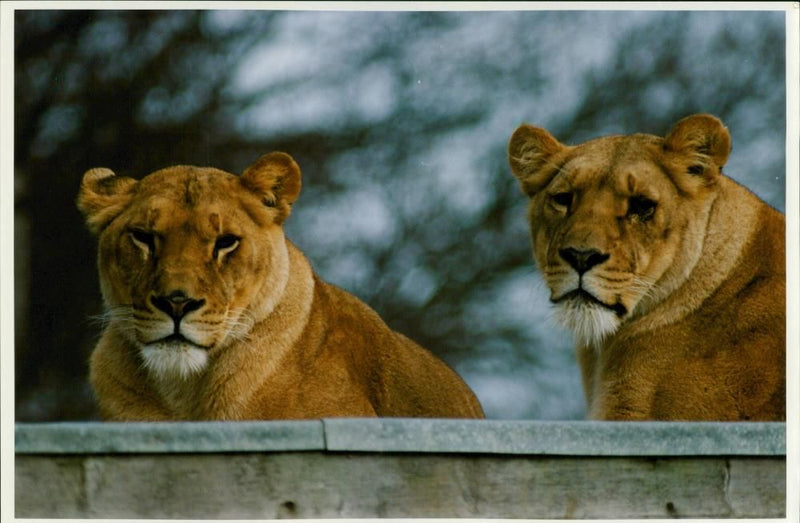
top-left (15, 420), bottom-right (786, 519)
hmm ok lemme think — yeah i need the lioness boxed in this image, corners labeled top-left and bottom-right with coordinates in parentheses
top-left (78, 152), bottom-right (484, 420)
top-left (508, 114), bottom-right (785, 421)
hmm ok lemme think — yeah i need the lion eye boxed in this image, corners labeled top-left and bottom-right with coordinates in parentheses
top-left (550, 192), bottom-right (573, 209)
top-left (214, 234), bottom-right (240, 259)
top-left (129, 229), bottom-right (155, 254)
top-left (627, 196), bottom-right (657, 220)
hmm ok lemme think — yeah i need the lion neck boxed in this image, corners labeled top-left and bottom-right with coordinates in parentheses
top-left (246, 229), bottom-right (293, 324)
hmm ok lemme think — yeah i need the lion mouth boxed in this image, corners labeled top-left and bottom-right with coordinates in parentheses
top-left (554, 289), bottom-right (628, 317)
top-left (151, 333), bottom-right (211, 350)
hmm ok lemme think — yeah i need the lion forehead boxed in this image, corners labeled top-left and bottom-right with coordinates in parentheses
top-left (556, 137), bottom-right (672, 198)
top-left (137, 166), bottom-right (237, 202)
top-left (126, 169), bottom-right (267, 232)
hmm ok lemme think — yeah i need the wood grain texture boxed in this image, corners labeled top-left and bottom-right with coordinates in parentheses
top-left (15, 453), bottom-right (786, 519)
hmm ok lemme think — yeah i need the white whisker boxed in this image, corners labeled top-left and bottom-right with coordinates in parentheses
top-left (223, 308), bottom-right (256, 344)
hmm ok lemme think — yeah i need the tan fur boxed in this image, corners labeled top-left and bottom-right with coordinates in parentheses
top-left (508, 114), bottom-right (785, 421)
top-left (78, 152), bottom-right (484, 421)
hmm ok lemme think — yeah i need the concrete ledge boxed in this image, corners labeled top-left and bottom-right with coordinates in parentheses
top-left (323, 418), bottom-right (786, 455)
top-left (14, 420), bottom-right (787, 519)
top-left (15, 419), bottom-right (785, 456)
top-left (15, 420), bottom-right (325, 454)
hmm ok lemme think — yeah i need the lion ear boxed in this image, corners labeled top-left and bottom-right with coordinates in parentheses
top-left (240, 152), bottom-right (302, 224)
top-left (77, 168), bottom-right (138, 235)
top-left (508, 124), bottom-right (566, 196)
top-left (663, 114), bottom-right (731, 184)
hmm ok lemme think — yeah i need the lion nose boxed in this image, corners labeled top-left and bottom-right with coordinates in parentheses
top-left (150, 290), bottom-right (205, 321)
top-left (559, 247), bottom-right (609, 274)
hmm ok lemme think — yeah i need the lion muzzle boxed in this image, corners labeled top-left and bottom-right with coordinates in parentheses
top-left (558, 247), bottom-right (609, 275)
top-left (150, 290), bottom-right (206, 324)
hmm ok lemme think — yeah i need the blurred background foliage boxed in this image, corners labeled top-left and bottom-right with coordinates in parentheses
top-left (14, 9), bottom-right (786, 421)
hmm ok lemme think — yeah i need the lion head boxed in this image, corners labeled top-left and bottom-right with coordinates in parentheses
top-left (508, 114), bottom-right (732, 348)
top-left (78, 152), bottom-right (302, 378)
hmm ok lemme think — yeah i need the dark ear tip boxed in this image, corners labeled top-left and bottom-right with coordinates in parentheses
top-left (79, 167), bottom-right (137, 199)
top-left (242, 152), bottom-right (300, 179)
top-left (507, 124), bottom-right (562, 165)
top-left (666, 113), bottom-right (729, 139)
top-left (241, 152), bottom-right (302, 215)
top-left (664, 113), bottom-right (730, 165)
top-left (76, 168), bottom-right (136, 234)
top-left (81, 167), bottom-right (116, 188)
top-left (258, 151), bottom-right (297, 169)
top-left (676, 113), bottom-right (723, 125)
top-left (262, 151), bottom-right (296, 163)
top-left (509, 123), bottom-right (539, 148)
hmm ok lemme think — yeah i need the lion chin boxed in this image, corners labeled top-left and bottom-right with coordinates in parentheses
top-left (140, 341), bottom-right (209, 379)
top-left (553, 296), bottom-right (621, 349)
